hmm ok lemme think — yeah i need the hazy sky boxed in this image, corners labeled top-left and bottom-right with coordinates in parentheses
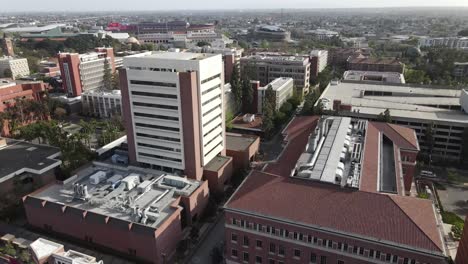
top-left (2, 0), bottom-right (468, 12)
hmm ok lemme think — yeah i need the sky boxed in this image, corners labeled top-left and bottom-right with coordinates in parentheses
top-left (2, 0), bottom-right (468, 12)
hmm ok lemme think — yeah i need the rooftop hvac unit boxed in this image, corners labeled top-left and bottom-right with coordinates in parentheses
top-left (340, 152), bottom-right (346, 162)
top-left (137, 180), bottom-right (153, 194)
top-left (89, 171), bottom-right (107, 185)
top-left (337, 162), bottom-right (345, 171)
top-left (106, 174), bottom-right (123, 185)
top-left (162, 175), bottom-right (189, 189)
top-left (121, 174), bottom-right (141, 191)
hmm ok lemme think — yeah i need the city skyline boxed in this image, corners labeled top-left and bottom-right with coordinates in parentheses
top-left (1, 0), bottom-right (468, 12)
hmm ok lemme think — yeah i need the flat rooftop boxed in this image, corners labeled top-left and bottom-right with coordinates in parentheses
top-left (241, 54), bottom-right (308, 63)
top-left (320, 81), bottom-right (468, 124)
top-left (127, 51), bottom-right (218, 61)
top-left (29, 164), bottom-right (202, 229)
top-left (0, 138), bottom-right (61, 183)
top-left (204, 155), bottom-right (231, 172)
top-left (343, 70), bottom-right (405, 84)
top-left (226, 133), bottom-right (258, 152)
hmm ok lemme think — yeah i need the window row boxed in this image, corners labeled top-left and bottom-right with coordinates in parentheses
top-left (230, 218), bottom-right (428, 264)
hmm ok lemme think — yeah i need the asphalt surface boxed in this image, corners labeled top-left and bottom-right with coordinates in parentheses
top-left (186, 215), bottom-right (225, 264)
top-left (438, 184), bottom-right (468, 218)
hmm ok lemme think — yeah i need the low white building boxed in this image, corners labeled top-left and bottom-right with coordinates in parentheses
top-left (81, 90), bottom-right (122, 118)
top-left (257, 77), bottom-right (294, 113)
top-left (343, 70), bottom-right (405, 84)
top-left (419, 36), bottom-right (468, 50)
top-left (0, 57), bottom-right (30, 79)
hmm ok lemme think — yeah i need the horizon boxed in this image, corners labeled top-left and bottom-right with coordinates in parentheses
top-left (1, 1), bottom-right (468, 13)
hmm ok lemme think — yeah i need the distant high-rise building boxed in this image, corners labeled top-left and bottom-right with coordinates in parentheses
top-left (1, 36), bottom-right (14, 57)
top-left (120, 52), bottom-right (232, 189)
top-left (58, 47), bottom-right (115, 97)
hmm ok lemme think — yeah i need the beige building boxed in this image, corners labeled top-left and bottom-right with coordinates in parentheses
top-left (0, 57), bottom-right (30, 79)
top-left (240, 54), bottom-right (311, 96)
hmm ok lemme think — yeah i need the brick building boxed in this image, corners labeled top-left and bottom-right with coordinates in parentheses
top-left (0, 79), bottom-right (48, 136)
top-left (347, 57), bottom-right (405, 74)
top-left (224, 116), bottom-right (447, 264)
top-left (24, 163), bottom-right (209, 264)
top-left (58, 47), bottom-right (115, 97)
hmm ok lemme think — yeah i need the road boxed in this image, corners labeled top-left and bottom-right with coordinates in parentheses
top-left (186, 215), bottom-right (225, 264)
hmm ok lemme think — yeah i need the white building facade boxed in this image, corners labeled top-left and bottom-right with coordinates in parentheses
top-left (257, 77), bottom-right (294, 113)
top-left (122, 52), bottom-right (225, 176)
top-left (0, 57), bottom-right (30, 79)
top-left (81, 90), bottom-right (122, 118)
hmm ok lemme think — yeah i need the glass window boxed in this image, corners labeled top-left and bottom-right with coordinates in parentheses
top-left (269, 243), bottom-right (276, 254)
top-left (243, 236), bottom-right (249, 246)
top-left (243, 252), bottom-right (249, 262)
top-left (294, 249), bottom-right (301, 258)
top-left (320, 256), bottom-right (327, 264)
top-left (231, 233), bottom-right (238, 242)
top-left (232, 249), bottom-right (238, 257)
top-left (256, 256), bottom-right (263, 263)
top-left (256, 240), bottom-right (263, 248)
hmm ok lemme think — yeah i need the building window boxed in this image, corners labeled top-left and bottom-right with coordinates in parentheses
top-left (359, 247), bottom-right (364, 255)
top-left (231, 233), bottom-right (238, 243)
top-left (320, 256), bottom-right (327, 264)
top-left (403, 258), bottom-right (409, 264)
top-left (310, 253), bottom-right (317, 263)
top-left (269, 259), bottom-right (275, 264)
top-left (337, 261), bottom-right (344, 264)
top-left (256, 256), bottom-right (263, 263)
top-left (232, 218), bottom-right (238, 225)
top-left (243, 236), bottom-right (249, 247)
top-left (232, 249), bottom-right (238, 258)
top-left (256, 240), bottom-right (263, 249)
top-left (293, 249), bottom-right (301, 258)
top-left (243, 252), bottom-right (249, 262)
top-left (278, 245), bottom-right (285, 257)
top-left (376, 251), bottom-right (381, 259)
top-left (343, 243), bottom-right (348, 251)
top-left (385, 254), bottom-right (392, 262)
top-left (269, 243), bottom-right (276, 254)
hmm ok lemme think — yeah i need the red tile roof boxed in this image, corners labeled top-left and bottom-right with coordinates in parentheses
top-left (360, 122), bottom-right (419, 193)
top-left (264, 116), bottom-right (319, 176)
top-left (226, 170), bottom-right (443, 253)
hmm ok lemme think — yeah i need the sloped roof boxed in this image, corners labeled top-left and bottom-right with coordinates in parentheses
top-left (226, 170), bottom-right (444, 254)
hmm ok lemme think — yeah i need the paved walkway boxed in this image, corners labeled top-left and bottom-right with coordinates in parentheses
top-left (186, 215), bottom-right (225, 264)
top-left (0, 222), bottom-right (135, 264)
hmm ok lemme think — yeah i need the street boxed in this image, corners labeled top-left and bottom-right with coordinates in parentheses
top-left (186, 215), bottom-right (225, 264)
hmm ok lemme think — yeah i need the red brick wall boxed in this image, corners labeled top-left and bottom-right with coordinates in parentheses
top-left (119, 69), bottom-right (137, 164)
top-left (57, 53), bottom-right (82, 96)
top-left (224, 211), bottom-right (447, 264)
top-left (23, 195), bottom-right (185, 264)
top-left (456, 216), bottom-right (468, 264)
top-left (203, 157), bottom-right (233, 193)
top-left (400, 150), bottom-right (418, 192)
top-left (179, 180), bottom-right (209, 225)
top-left (179, 72), bottom-right (204, 181)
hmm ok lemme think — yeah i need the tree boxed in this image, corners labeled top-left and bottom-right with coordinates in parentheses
top-left (241, 77), bottom-right (253, 113)
top-left (377, 109), bottom-right (392, 123)
top-left (197, 41), bottom-right (210, 47)
top-left (425, 122), bottom-right (435, 157)
top-left (230, 66), bottom-right (242, 109)
top-left (264, 85), bottom-right (276, 111)
top-left (262, 103), bottom-right (275, 138)
top-left (458, 29), bottom-right (468, 37)
top-left (3, 68), bottom-right (12, 78)
top-left (54, 107), bottom-right (67, 121)
top-left (260, 40), bottom-right (269, 49)
top-left (111, 71), bottom-right (120, 90)
top-left (102, 60), bottom-right (112, 90)
top-left (405, 69), bottom-right (430, 84)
